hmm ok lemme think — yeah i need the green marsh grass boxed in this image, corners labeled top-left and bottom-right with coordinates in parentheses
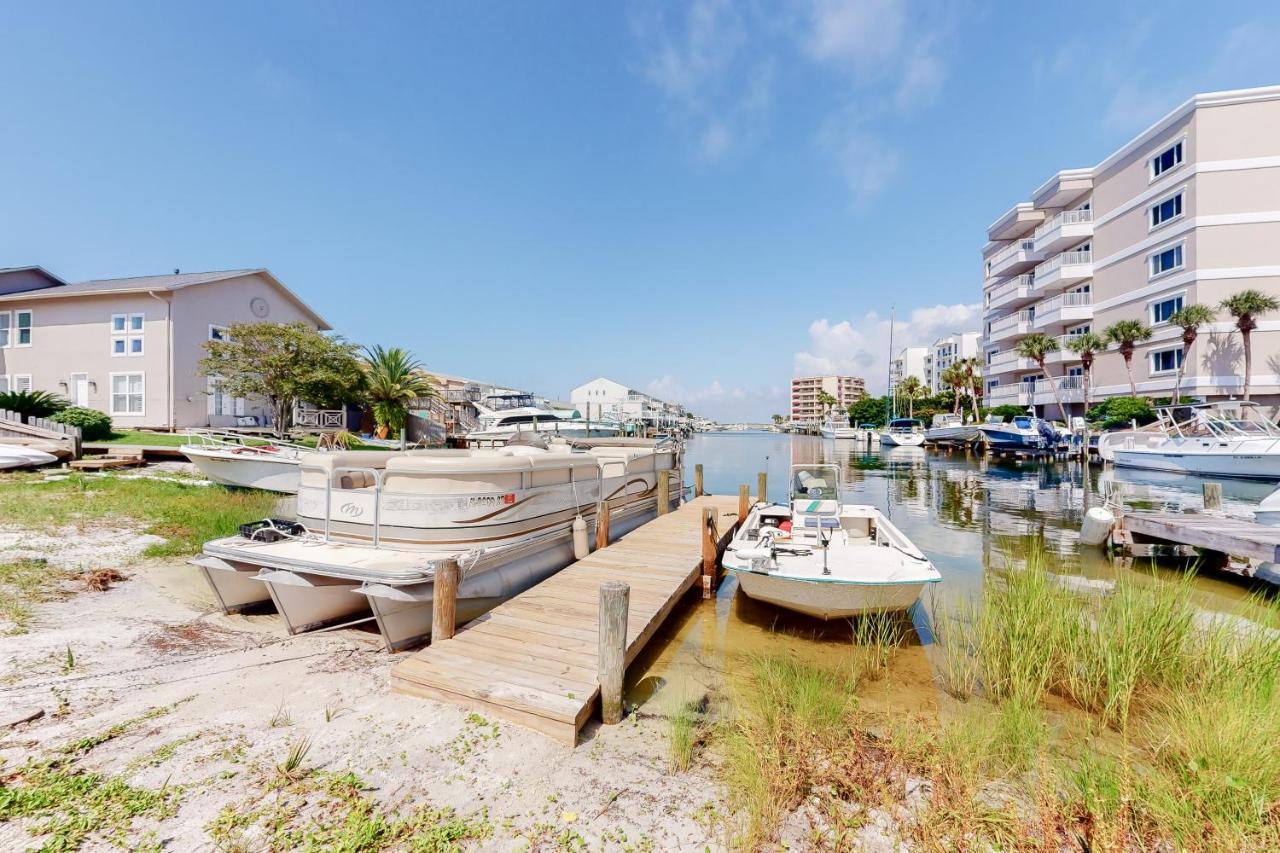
top-left (665, 695), bottom-right (706, 773)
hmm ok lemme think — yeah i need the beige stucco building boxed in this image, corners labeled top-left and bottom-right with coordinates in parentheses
top-left (0, 266), bottom-right (329, 430)
top-left (790, 375), bottom-right (865, 423)
top-left (981, 85), bottom-right (1280, 417)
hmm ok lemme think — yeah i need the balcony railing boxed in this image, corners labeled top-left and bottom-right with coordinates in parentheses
top-left (1033, 207), bottom-right (1093, 239)
top-left (1038, 291), bottom-right (1093, 313)
top-left (1035, 249), bottom-right (1093, 279)
top-left (987, 273), bottom-right (1035, 302)
top-left (988, 384), bottom-right (1029, 402)
top-left (988, 310), bottom-right (1035, 335)
top-left (988, 238), bottom-right (1037, 268)
top-left (988, 349), bottom-right (1019, 367)
top-left (1034, 375), bottom-right (1083, 395)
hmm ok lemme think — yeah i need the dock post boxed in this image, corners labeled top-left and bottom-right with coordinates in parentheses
top-left (738, 484), bottom-right (749, 524)
top-left (595, 499), bottom-right (610, 550)
top-left (757, 472), bottom-right (768, 505)
top-left (657, 470), bottom-right (670, 515)
top-left (598, 581), bottom-right (629, 725)
top-left (701, 507), bottom-right (719, 599)
top-left (431, 558), bottom-right (461, 644)
top-left (1203, 482), bottom-right (1223, 511)
top-left (694, 464), bottom-right (704, 497)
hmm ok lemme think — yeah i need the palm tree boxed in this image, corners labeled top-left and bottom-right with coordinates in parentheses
top-left (940, 364), bottom-right (966, 415)
top-left (1015, 333), bottom-right (1066, 421)
top-left (362, 345), bottom-right (437, 438)
top-left (960, 357), bottom-right (982, 421)
top-left (1067, 332), bottom-right (1106, 457)
top-left (898, 376), bottom-right (924, 419)
top-left (1103, 320), bottom-right (1154, 398)
top-left (1220, 290), bottom-right (1280, 401)
top-left (771, 413), bottom-right (784, 426)
top-left (1166, 304), bottom-right (1216, 405)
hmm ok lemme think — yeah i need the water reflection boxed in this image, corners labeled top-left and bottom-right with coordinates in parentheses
top-left (625, 433), bottom-right (1273, 710)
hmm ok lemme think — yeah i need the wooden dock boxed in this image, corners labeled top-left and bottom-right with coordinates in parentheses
top-left (391, 495), bottom-right (741, 744)
top-left (1116, 510), bottom-right (1280, 563)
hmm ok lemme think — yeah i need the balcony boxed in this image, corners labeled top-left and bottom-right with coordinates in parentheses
top-left (986, 238), bottom-right (1045, 279)
top-left (1045, 334), bottom-right (1086, 365)
top-left (1033, 291), bottom-right (1093, 330)
top-left (1033, 208), bottom-right (1094, 254)
top-left (1033, 375), bottom-right (1084, 406)
top-left (985, 273), bottom-right (1036, 312)
top-left (987, 384), bottom-right (1031, 406)
top-left (986, 348), bottom-right (1036, 376)
top-left (986, 310), bottom-right (1035, 343)
top-left (1034, 249), bottom-right (1093, 293)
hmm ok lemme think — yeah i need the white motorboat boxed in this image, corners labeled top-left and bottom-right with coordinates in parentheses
top-left (879, 418), bottom-right (925, 447)
top-left (723, 464), bottom-right (940, 618)
top-left (978, 414), bottom-right (1054, 451)
top-left (819, 411), bottom-right (858, 439)
top-left (0, 444), bottom-right (59, 471)
top-left (195, 436), bottom-right (681, 650)
top-left (465, 393), bottom-right (622, 448)
top-left (1102, 401), bottom-right (1280, 480)
top-left (924, 413), bottom-right (981, 446)
top-left (179, 431), bottom-right (318, 493)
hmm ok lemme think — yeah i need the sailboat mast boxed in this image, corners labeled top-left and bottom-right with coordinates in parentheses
top-left (886, 306), bottom-right (895, 423)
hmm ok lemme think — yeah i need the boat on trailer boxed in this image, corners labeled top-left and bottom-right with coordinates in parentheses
top-left (722, 464), bottom-right (940, 618)
top-left (194, 436), bottom-right (682, 650)
top-left (1100, 401), bottom-right (1280, 479)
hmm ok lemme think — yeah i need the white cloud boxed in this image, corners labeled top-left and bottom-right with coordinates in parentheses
top-left (819, 124), bottom-right (900, 206)
top-left (804, 0), bottom-right (907, 74)
top-left (794, 302), bottom-right (982, 394)
top-left (646, 375), bottom-right (786, 421)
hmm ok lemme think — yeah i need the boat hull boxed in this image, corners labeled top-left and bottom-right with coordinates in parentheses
top-left (255, 569), bottom-right (369, 634)
top-left (1112, 447), bottom-right (1280, 480)
top-left (190, 555), bottom-right (274, 612)
top-left (731, 570), bottom-right (929, 619)
top-left (879, 431), bottom-right (925, 447)
top-left (925, 426), bottom-right (982, 445)
top-left (979, 426), bottom-right (1043, 450)
top-left (183, 447), bottom-right (301, 493)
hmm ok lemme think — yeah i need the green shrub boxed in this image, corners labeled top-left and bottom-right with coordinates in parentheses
top-left (1087, 396), bottom-right (1156, 430)
top-left (51, 407), bottom-right (113, 440)
top-left (0, 390), bottom-right (68, 419)
top-left (982, 404), bottom-right (1027, 421)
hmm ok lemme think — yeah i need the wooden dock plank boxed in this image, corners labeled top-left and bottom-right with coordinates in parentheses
top-left (1121, 511), bottom-right (1280, 562)
top-left (391, 495), bottom-right (739, 744)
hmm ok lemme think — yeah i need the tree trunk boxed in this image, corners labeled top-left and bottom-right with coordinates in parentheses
top-left (1122, 349), bottom-right (1138, 398)
top-left (1039, 359), bottom-right (1068, 424)
top-left (1243, 327), bottom-right (1253, 401)
top-left (1172, 331), bottom-right (1194, 406)
top-left (952, 386), bottom-right (960, 415)
top-left (1080, 359), bottom-right (1091, 460)
top-left (969, 379), bottom-right (981, 421)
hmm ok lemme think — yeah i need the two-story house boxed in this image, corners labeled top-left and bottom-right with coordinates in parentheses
top-left (0, 266), bottom-right (330, 430)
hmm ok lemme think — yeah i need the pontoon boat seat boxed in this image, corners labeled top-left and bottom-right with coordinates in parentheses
top-left (298, 451), bottom-right (396, 490)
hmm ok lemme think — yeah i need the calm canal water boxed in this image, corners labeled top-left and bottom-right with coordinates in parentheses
top-left (625, 431), bottom-right (1276, 711)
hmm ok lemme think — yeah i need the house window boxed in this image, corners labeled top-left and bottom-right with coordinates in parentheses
top-left (111, 313), bottom-right (144, 356)
top-left (0, 312), bottom-right (9, 348)
top-left (1150, 140), bottom-right (1184, 180)
top-left (14, 310), bottom-right (32, 347)
top-left (1149, 191), bottom-right (1183, 228)
top-left (110, 373), bottom-right (145, 416)
top-left (1150, 295), bottom-right (1185, 325)
top-left (13, 374), bottom-right (32, 392)
top-left (209, 324), bottom-right (230, 343)
top-left (1150, 348), bottom-right (1184, 374)
top-left (1149, 244), bottom-right (1184, 278)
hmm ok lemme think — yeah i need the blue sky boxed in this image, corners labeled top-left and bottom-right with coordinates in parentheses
top-left (3, 1), bottom-right (1279, 420)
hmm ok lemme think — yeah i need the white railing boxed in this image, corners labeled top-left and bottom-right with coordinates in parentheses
top-left (1033, 207), bottom-right (1093, 239)
top-left (1039, 291), bottom-right (1093, 313)
top-left (988, 273), bottom-right (1035, 302)
top-left (988, 349), bottom-right (1019, 367)
top-left (988, 310), bottom-right (1035, 334)
top-left (1054, 334), bottom-right (1087, 355)
top-left (1035, 248), bottom-right (1093, 278)
top-left (293, 407), bottom-right (346, 430)
top-left (989, 238), bottom-right (1037, 268)
top-left (1033, 375), bottom-right (1083, 395)
top-left (988, 384), bottom-right (1028, 402)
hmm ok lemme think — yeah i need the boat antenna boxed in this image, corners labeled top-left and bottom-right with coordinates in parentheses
top-left (886, 305), bottom-right (895, 423)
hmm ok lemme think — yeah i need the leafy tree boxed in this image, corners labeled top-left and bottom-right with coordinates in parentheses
top-left (1220, 290), bottom-right (1280, 401)
top-left (848, 396), bottom-right (887, 428)
top-left (771, 413), bottom-right (784, 426)
top-left (815, 390), bottom-right (838, 419)
top-left (1103, 320), bottom-right (1153, 398)
top-left (1015, 333), bottom-right (1066, 422)
top-left (1165, 304), bottom-right (1215, 405)
top-left (199, 322), bottom-right (366, 437)
top-left (362, 345), bottom-right (438, 437)
top-left (940, 364), bottom-right (967, 415)
top-left (960, 357), bottom-right (982, 421)
top-left (1087, 396), bottom-right (1157, 430)
top-left (0, 390), bottom-right (67, 419)
top-left (897, 376), bottom-right (924, 419)
top-left (1065, 332), bottom-right (1107, 449)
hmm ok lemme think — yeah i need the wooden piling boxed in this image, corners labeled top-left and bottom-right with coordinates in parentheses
top-left (694, 464), bottom-right (704, 497)
top-left (738, 484), bottom-right (749, 523)
top-left (598, 581), bottom-right (629, 725)
top-left (657, 470), bottom-right (670, 515)
top-left (701, 507), bottom-right (718, 599)
top-left (757, 471), bottom-right (768, 505)
top-left (1203, 482), bottom-right (1223, 511)
top-left (431, 558), bottom-right (461, 644)
top-left (595, 500), bottom-right (610, 551)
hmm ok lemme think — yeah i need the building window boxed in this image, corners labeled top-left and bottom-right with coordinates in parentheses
top-left (9, 310), bottom-right (33, 347)
top-left (1149, 243), bottom-right (1184, 278)
top-left (111, 313), bottom-right (144, 356)
top-left (1149, 348), bottom-right (1184, 375)
top-left (209, 324), bottom-right (230, 343)
top-left (1150, 295), bottom-right (1185, 325)
top-left (1149, 191), bottom-right (1183, 229)
top-left (110, 372), bottom-right (145, 416)
top-left (1150, 140), bottom-right (1184, 180)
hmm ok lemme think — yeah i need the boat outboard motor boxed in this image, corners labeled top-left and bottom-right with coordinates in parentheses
top-left (1035, 418), bottom-right (1059, 449)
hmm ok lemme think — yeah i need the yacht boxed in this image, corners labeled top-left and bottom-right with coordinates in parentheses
top-left (722, 464), bottom-right (940, 618)
top-left (466, 392), bottom-right (622, 448)
top-left (819, 411), bottom-right (858, 439)
top-left (194, 435), bottom-right (681, 650)
top-left (924, 413), bottom-right (981, 446)
top-left (979, 415), bottom-right (1056, 451)
top-left (879, 418), bottom-right (925, 447)
top-left (1100, 401), bottom-right (1280, 479)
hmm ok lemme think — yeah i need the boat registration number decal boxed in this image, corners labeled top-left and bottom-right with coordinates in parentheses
top-left (380, 494), bottom-right (517, 514)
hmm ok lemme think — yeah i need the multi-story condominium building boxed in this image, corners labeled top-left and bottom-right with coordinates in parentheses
top-left (0, 266), bottom-right (328, 430)
top-left (889, 347), bottom-right (929, 395)
top-left (924, 332), bottom-right (981, 393)
top-left (570, 377), bottom-right (687, 428)
top-left (789, 375), bottom-right (865, 423)
top-left (981, 85), bottom-right (1280, 417)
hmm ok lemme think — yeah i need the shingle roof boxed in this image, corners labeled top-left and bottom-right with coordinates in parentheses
top-left (59, 268), bottom-right (264, 294)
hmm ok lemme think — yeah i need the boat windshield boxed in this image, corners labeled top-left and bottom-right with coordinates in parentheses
top-left (791, 465), bottom-right (840, 501)
top-left (888, 419), bottom-right (921, 430)
top-left (1013, 417), bottom-right (1033, 429)
top-left (1164, 403), bottom-right (1280, 439)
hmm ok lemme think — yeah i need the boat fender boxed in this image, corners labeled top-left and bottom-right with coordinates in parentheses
top-left (1079, 507), bottom-right (1114, 547)
top-left (572, 515), bottom-right (589, 559)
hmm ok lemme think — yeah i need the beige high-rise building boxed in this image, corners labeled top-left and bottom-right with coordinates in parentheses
top-left (981, 85), bottom-right (1280, 417)
top-left (790, 375), bottom-right (865, 423)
